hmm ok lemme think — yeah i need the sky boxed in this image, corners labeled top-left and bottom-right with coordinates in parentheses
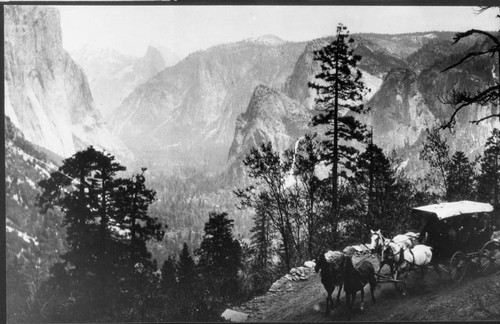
top-left (57, 5), bottom-right (499, 59)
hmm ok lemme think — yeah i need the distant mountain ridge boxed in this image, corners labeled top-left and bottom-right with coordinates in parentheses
top-left (109, 38), bottom-right (308, 171)
top-left (71, 45), bottom-right (179, 117)
top-left (106, 30), bottom-right (499, 175)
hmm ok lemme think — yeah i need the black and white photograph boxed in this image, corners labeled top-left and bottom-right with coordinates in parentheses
top-left (4, 1), bottom-right (500, 322)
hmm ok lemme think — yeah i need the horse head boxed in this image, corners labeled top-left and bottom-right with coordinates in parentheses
top-left (342, 254), bottom-right (355, 275)
top-left (315, 251), bottom-right (326, 273)
top-left (369, 229), bottom-right (385, 250)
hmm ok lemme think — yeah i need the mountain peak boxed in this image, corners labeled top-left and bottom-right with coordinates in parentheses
top-left (143, 46), bottom-right (163, 60)
top-left (248, 34), bottom-right (286, 46)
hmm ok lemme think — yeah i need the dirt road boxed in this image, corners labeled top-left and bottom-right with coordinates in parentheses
top-left (235, 254), bottom-right (500, 321)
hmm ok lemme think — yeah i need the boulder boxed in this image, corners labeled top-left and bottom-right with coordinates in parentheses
top-left (221, 309), bottom-right (249, 322)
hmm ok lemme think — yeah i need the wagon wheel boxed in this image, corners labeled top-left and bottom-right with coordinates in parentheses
top-left (450, 251), bottom-right (467, 282)
top-left (480, 240), bottom-right (500, 275)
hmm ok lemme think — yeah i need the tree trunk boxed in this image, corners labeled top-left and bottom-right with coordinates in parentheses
top-left (332, 40), bottom-right (339, 229)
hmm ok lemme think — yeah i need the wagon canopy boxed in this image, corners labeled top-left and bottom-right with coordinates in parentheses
top-left (412, 200), bottom-right (493, 220)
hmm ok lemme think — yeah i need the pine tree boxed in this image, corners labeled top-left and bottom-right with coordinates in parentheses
top-left (177, 243), bottom-right (196, 286)
top-left (160, 256), bottom-right (177, 293)
top-left (113, 168), bottom-right (163, 269)
top-left (196, 212), bottom-right (242, 304)
top-left (248, 204), bottom-right (275, 292)
top-left (477, 128), bottom-right (500, 206)
top-left (420, 128), bottom-right (451, 196)
top-left (36, 147), bottom-right (164, 321)
top-left (353, 143), bottom-right (395, 235)
top-left (446, 151), bottom-right (476, 201)
top-left (308, 23), bottom-right (370, 227)
top-left (293, 133), bottom-right (328, 258)
top-left (174, 243), bottom-right (217, 321)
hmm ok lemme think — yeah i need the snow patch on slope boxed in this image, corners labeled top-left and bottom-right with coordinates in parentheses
top-left (6, 225), bottom-right (39, 246)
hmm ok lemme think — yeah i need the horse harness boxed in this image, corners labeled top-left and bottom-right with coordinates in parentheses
top-left (385, 241), bottom-right (418, 271)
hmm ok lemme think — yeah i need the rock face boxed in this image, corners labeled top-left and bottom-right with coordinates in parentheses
top-left (366, 36), bottom-right (500, 169)
top-left (4, 5), bottom-right (131, 160)
top-left (284, 36), bottom-right (406, 110)
top-left (227, 85), bottom-right (311, 175)
top-left (108, 38), bottom-right (307, 171)
top-left (71, 45), bottom-right (178, 117)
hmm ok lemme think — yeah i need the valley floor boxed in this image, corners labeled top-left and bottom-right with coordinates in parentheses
top-left (235, 254), bottom-right (500, 322)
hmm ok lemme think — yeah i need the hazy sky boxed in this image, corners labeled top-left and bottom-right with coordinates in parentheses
top-left (57, 5), bottom-right (499, 59)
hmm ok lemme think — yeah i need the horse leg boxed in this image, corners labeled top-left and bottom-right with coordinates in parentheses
top-left (359, 288), bottom-right (365, 311)
top-left (389, 263), bottom-right (395, 278)
top-left (370, 278), bottom-right (377, 304)
top-left (326, 290), bottom-right (333, 315)
top-left (349, 292), bottom-right (356, 320)
top-left (345, 292), bottom-right (351, 320)
top-left (433, 262), bottom-right (441, 281)
top-left (377, 253), bottom-right (385, 274)
top-left (336, 284), bottom-right (342, 305)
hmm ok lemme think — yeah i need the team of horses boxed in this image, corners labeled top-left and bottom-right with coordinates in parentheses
top-left (315, 229), bottom-right (439, 320)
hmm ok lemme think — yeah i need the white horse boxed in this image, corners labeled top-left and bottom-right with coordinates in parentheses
top-left (369, 230), bottom-right (418, 274)
top-left (381, 242), bottom-right (437, 295)
top-left (369, 229), bottom-right (420, 272)
top-left (393, 232), bottom-right (420, 249)
top-left (369, 230), bottom-right (390, 251)
top-left (370, 229), bottom-right (419, 250)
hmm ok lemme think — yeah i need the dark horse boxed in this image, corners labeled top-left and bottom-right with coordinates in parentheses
top-left (342, 255), bottom-right (377, 320)
top-left (315, 251), bottom-right (345, 315)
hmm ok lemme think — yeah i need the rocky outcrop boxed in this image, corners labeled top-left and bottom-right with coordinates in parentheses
top-left (227, 85), bottom-right (311, 175)
top-left (4, 5), bottom-right (131, 160)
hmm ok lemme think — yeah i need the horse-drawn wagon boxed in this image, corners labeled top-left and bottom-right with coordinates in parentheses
top-left (412, 200), bottom-right (500, 281)
top-left (314, 201), bottom-right (500, 318)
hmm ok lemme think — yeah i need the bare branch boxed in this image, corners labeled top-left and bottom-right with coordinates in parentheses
top-left (471, 112), bottom-right (500, 125)
top-left (452, 29), bottom-right (500, 46)
top-left (439, 85), bottom-right (500, 130)
top-left (441, 48), bottom-right (498, 72)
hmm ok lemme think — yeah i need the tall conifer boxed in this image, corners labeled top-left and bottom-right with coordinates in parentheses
top-left (308, 24), bottom-right (370, 228)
